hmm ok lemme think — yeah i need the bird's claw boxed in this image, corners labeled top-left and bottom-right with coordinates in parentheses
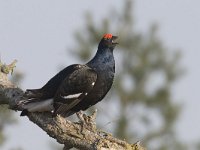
top-left (76, 110), bottom-right (97, 132)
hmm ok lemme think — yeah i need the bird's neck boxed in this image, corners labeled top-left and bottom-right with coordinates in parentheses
top-left (87, 48), bottom-right (115, 70)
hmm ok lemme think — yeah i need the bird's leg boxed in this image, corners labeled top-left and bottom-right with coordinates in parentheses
top-left (76, 109), bottom-right (97, 133)
top-left (76, 111), bottom-right (85, 123)
top-left (88, 109), bottom-right (97, 131)
top-left (76, 111), bottom-right (86, 134)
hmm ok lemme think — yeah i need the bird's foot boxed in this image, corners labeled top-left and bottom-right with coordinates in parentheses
top-left (76, 109), bottom-right (97, 132)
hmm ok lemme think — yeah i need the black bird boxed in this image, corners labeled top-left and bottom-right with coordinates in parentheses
top-left (20, 33), bottom-right (118, 117)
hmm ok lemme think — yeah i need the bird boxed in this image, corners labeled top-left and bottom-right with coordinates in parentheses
top-left (20, 33), bottom-right (118, 117)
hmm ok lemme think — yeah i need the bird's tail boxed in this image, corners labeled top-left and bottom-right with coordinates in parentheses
top-left (25, 89), bottom-right (43, 100)
top-left (19, 89), bottom-right (54, 116)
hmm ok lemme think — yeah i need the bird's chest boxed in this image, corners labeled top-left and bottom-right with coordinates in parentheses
top-left (95, 53), bottom-right (115, 73)
top-left (93, 62), bottom-right (115, 96)
top-left (87, 52), bottom-right (115, 98)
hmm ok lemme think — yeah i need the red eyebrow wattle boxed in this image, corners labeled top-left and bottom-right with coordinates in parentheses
top-left (103, 33), bottom-right (112, 39)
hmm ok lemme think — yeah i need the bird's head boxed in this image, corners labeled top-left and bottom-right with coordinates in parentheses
top-left (98, 33), bottom-right (118, 50)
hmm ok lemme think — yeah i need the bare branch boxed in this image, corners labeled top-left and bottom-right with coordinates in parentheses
top-left (0, 60), bottom-right (145, 150)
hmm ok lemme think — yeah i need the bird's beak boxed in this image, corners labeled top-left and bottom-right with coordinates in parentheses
top-left (112, 36), bottom-right (119, 45)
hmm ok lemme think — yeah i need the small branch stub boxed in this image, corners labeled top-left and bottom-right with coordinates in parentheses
top-left (0, 59), bottom-right (17, 75)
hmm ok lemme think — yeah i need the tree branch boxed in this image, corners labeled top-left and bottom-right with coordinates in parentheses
top-left (0, 60), bottom-right (145, 150)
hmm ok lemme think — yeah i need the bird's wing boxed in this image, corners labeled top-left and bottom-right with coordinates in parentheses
top-left (19, 64), bottom-right (87, 116)
top-left (53, 65), bottom-right (97, 116)
top-left (23, 64), bottom-right (82, 103)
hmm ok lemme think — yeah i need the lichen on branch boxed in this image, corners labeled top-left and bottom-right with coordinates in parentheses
top-left (0, 59), bottom-right (17, 75)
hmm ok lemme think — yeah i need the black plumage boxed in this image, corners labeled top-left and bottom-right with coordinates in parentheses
top-left (20, 33), bottom-right (118, 117)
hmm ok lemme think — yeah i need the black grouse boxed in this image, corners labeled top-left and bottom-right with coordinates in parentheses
top-left (20, 33), bottom-right (118, 117)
